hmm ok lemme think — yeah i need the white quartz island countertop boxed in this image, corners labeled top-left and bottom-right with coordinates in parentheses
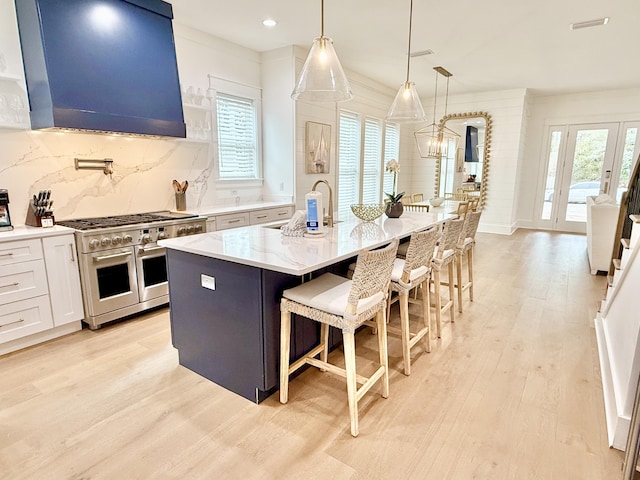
top-left (158, 211), bottom-right (455, 276)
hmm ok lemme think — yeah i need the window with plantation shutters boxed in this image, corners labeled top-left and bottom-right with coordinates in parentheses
top-left (338, 111), bottom-right (400, 218)
top-left (338, 112), bottom-right (361, 219)
top-left (383, 123), bottom-right (400, 197)
top-left (216, 93), bottom-right (258, 179)
top-left (362, 118), bottom-right (382, 203)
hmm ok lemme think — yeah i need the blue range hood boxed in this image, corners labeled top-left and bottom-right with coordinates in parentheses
top-left (14, 0), bottom-right (186, 138)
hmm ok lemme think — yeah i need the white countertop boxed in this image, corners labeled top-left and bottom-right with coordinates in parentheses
top-left (159, 211), bottom-right (455, 276)
top-left (181, 202), bottom-right (293, 217)
top-left (0, 225), bottom-right (76, 242)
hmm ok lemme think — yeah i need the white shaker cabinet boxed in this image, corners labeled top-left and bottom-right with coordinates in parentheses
top-left (0, 238), bottom-right (53, 345)
top-left (42, 234), bottom-right (84, 326)
top-left (0, 228), bottom-right (83, 356)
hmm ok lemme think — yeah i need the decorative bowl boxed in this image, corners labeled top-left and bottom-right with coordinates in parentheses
top-left (350, 204), bottom-right (386, 222)
top-left (429, 197), bottom-right (445, 207)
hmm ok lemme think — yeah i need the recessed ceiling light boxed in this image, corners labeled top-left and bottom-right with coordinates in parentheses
top-left (262, 19), bottom-right (277, 27)
top-left (570, 17), bottom-right (609, 30)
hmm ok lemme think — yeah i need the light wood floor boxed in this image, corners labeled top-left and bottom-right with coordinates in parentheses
top-left (0, 230), bottom-right (625, 479)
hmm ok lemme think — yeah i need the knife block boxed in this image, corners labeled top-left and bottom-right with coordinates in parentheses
top-left (25, 205), bottom-right (55, 227)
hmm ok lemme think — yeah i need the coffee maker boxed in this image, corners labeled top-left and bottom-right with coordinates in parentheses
top-left (0, 189), bottom-right (13, 231)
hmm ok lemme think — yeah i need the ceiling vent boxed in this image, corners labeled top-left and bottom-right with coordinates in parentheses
top-left (410, 49), bottom-right (435, 58)
top-left (570, 17), bottom-right (609, 30)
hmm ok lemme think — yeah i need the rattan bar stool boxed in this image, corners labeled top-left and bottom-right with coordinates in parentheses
top-left (412, 193), bottom-right (424, 202)
top-left (431, 217), bottom-right (465, 338)
top-left (381, 227), bottom-right (440, 375)
top-left (455, 210), bottom-right (482, 313)
top-left (279, 239), bottom-right (398, 437)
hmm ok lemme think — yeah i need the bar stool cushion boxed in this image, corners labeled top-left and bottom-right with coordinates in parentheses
top-left (391, 258), bottom-right (429, 286)
top-left (283, 273), bottom-right (384, 321)
top-left (433, 246), bottom-right (455, 262)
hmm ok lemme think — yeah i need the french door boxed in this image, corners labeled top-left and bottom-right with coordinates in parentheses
top-left (541, 122), bottom-right (640, 233)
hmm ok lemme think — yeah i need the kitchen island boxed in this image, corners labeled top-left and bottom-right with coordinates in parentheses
top-left (159, 211), bottom-right (454, 402)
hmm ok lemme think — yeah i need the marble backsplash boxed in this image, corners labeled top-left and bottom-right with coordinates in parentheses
top-left (1, 128), bottom-right (264, 225)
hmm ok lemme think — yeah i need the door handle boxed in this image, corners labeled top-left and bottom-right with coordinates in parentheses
top-left (93, 251), bottom-right (133, 262)
top-left (139, 246), bottom-right (165, 254)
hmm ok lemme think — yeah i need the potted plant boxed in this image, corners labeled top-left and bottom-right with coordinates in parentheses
top-left (384, 159), bottom-right (404, 218)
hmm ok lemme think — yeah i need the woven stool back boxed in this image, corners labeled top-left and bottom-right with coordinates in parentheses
top-left (348, 239), bottom-right (399, 316)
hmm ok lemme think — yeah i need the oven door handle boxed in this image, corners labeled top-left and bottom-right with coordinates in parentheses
top-left (138, 246), bottom-right (165, 254)
top-left (93, 251), bottom-right (134, 263)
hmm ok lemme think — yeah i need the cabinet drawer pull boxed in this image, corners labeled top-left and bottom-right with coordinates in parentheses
top-left (0, 252), bottom-right (14, 258)
top-left (256, 215), bottom-right (268, 219)
top-left (277, 212), bottom-right (289, 216)
top-left (0, 282), bottom-right (19, 289)
top-left (0, 318), bottom-right (25, 328)
top-left (228, 219), bottom-right (241, 224)
top-left (70, 244), bottom-right (75, 262)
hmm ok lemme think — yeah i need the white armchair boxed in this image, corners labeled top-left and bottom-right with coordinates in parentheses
top-left (586, 195), bottom-right (619, 274)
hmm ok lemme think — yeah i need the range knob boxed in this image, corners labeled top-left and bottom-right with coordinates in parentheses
top-left (141, 234), bottom-right (152, 244)
top-left (112, 235), bottom-right (123, 245)
top-left (195, 224), bottom-right (203, 233)
top-left (177, 226), bottom-right (187, 236)
top-left (100, 237), bottom-right (111, 247)
top-left (187, 225), bottom-right (194, 234)
top-left (123, 234), bottom-right (133, 244)
top-left (158, 231), bottom-right (169, 240)
top-left (89, 239), bottom-right (100, 249)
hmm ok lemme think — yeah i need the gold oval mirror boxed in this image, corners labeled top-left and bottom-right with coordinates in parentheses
top-left (434, 111), bottom-right (492, 207)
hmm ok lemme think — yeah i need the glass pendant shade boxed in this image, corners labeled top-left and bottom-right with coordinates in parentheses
top-left (291, 36), bottom-right (353, 103)
top-left (386, 81), bottom-right (425, 122)
top-left (415, 123), bottom-right (460, 158)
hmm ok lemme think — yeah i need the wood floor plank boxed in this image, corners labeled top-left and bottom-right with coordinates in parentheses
top-left (0, 230), bottom-right (626, 479)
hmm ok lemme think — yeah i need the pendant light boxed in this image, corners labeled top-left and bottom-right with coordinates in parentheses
top-left (414, 66), bottom-right (460, 158)
top-left (291, 0), bottom-right (353, 103)
top-left (386, 0), bottom-right (425, 122)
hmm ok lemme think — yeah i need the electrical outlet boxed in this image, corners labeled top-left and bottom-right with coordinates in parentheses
top-left (201, 274), bottom-right (216, 291)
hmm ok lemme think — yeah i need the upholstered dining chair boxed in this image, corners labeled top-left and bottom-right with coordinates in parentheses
top-left (456, 201), bottom-right (470, 217)
top-left (279, 239), bottom-right (399, 437)
top-left (455, 210), bottom-right (482, 313)
top-left (431, 217), bottom-right (465, 338)
top-left (379, 227), bottom-right (440, 375)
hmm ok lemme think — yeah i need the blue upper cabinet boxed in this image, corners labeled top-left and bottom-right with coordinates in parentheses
top-left (14, 0), bottom-right (186, 138)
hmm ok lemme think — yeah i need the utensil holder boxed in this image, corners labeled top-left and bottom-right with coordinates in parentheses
top-left (175, 192), bottom-right (186, 211)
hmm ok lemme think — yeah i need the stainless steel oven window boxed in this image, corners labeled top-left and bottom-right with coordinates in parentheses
top-left (97, 263), bottom-right (132, 298)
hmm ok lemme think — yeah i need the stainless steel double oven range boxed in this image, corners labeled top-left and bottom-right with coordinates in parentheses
top-left (58, 211), bottom-right (206, 329)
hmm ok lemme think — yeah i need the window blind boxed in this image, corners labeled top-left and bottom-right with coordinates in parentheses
top-left (216, 93), bottom-right (258, 179)
top-left (362, 117), bottom-right (382, 203)
top-left (338, 112), bottom-right (361, 218)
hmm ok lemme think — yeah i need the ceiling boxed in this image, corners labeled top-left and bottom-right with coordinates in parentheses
top-left (169, 0), bottom-right (640, 98)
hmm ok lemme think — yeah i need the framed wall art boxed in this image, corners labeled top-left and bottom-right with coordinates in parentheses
top-left (305, 121), bottom-right (331, 174)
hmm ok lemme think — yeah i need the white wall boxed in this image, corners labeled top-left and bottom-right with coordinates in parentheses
top-left (292, 46), bottom-right (397, 214)
top-left (517, 87), bottom-right (640, 230)
top-left (407, 89), bottom-right (529, 234)
top-left (261, 47), bottom-right (296, 204)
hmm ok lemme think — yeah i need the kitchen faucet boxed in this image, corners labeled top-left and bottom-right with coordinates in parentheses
top-left (311, 179), bottom-right (334, 227)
